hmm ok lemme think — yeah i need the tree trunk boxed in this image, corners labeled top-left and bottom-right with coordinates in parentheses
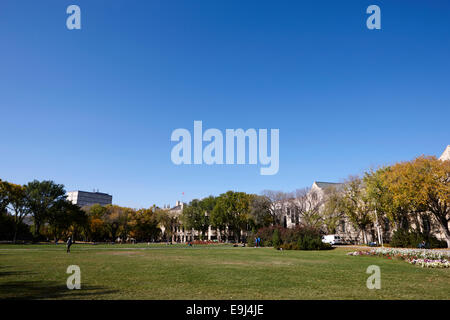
top-left (361, 229), bottom-right (367, 244)
top-left (441, 225), bottom-right (450, 248)
top-left (33, 221), bottom-right (40, 238)
top-left (13, 228), bottom-right (17, 244)
top-left (431, 210), bottom-right (450, 248)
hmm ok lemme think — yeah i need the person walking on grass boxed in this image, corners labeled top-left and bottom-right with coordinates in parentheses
top-left (66, 236), bottom-right (73, 253)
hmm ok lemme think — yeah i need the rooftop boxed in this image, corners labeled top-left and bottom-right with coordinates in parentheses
top-left (313, 181), bottom-right (344, 189)
top-left (67, 190), bottom-right (112, 196)
top-left (439, 145), bottom-right (450, 161)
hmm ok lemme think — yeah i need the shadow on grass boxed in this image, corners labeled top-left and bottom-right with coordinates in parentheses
top-left (0, 267), bottom-right (119, 299)
top-left (0, 271), bottom-right (37, 278)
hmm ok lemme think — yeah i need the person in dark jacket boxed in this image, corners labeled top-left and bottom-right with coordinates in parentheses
top-left (66, 236), bottom-right (73, 253)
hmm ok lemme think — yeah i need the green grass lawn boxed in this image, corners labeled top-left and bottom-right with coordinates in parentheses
top-left (0, 244), bottom-right (449, 300)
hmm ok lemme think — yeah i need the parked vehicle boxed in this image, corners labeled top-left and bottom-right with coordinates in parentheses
top-left (321, 234), bottom-right (344, 245)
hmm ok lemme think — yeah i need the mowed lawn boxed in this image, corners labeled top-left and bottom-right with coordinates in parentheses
top-left (0, 244), bottom-right (449, 300)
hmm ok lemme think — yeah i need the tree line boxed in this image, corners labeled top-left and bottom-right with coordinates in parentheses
top-left (1, 155), bottom-right (448, 246)
top-left (0, 179), bottom-right (176, 243)
top-left (0, 180), bottom-right (82, 242)
top-left (181, 156), bottom-right (449, 247)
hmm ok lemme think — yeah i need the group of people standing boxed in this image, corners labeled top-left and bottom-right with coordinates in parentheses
top-left (254, 237), bottom-right (261, 247)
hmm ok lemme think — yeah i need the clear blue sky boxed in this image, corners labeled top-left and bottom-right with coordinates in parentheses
top-left (1, 0), bottom-right (449, 208)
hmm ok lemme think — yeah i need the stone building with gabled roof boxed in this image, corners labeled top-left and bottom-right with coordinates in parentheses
top-left (312, 181), bottom-right (343, 190)
top-left (439, 145), bottom-right (450, 161)
top-left (164, 200), bottom-right (218, 243)
top-left (311, 180), bottom-right (373, 244)
top-left (311, 181), bottom-right (345, 198)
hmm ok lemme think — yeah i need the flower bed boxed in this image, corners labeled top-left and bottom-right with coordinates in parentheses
top-left (347, 248), bottom-right (450, 268)
top-left (408, 258), bottom-right (450, 268)
top-left (191, 240), bottom-right (218, 245)
top-left (347, 250), bottom-right (372, 256)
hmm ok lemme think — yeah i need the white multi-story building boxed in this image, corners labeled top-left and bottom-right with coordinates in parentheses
top-left (160, 200), bottom-right (220, 243)
top-left (66, 190), bottom-right (112, 207)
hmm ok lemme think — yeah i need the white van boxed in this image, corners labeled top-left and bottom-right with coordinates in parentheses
top-left (321, 235), bottom-right (344, 245)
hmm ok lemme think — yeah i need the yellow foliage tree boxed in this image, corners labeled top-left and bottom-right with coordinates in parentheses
top-left (384, 156), bottom-right (450, 247)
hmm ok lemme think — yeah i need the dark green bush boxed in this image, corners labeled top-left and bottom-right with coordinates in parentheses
top-left (297, 234), bottom-right (332, 250)
top-left (390, 229), bottom-right (447, 248)
top-left (0, 212), bottom-right (33, 241)
top-left (247, 234), bottom-right (255, 246)
top-left (252, 226), bottom-right (333, 250)
top-left (272, 229), bottom-right (281, 248)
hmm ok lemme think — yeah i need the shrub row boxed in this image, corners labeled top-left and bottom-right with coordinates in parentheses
top-left (390, 229), bottom-right (447, 248)
top-left (249, 226), bottom-right (332, 250)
